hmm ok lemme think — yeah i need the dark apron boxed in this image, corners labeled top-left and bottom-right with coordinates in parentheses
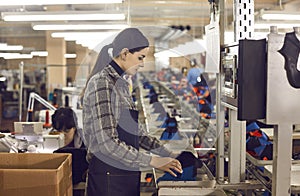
top-left (87, 109), bottom-right (141, 196)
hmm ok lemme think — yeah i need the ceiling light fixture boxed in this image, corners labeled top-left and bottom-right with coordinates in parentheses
top-left (76, 38), bottom-right (115, 49)
top-left (0, 0), bottom-right (122, 6)
top-left (51, 32), bottom-right (118, 49)
top-left (31, 51), bottom-right (48, 57)
top-left (0, 43), bottom-right (23, 51)
top-left (64, 54), bottom-right (77, 59)
top-left (261, 10), bottom-right (300, 21)
top-left (0, 53), bottom-right (32, 59)
top-left (2, 11), bottom-right (125, 22)
top-left (33, 23), bottom-right (129, 30)
top-left (51, 31), bottom-right (118, 40)
top-left (52, 32), bottom-right (118, 49)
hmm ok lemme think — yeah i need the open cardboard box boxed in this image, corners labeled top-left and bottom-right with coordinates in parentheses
top-left (0, 153), bottom-right (72, 196)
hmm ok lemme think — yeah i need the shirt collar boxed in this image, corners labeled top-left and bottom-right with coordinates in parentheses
top-left (110, 60), bottom-right (124, 76)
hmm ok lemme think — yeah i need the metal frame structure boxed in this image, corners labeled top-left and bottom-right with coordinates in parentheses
top-left (230, 0), bottom-right (252, 184)
top-left (216, 0), bottom-right (254, 185)
top-left (217, 0), bottom-right (299, 194)
top-left (264, 27), bottom-right (300, 196)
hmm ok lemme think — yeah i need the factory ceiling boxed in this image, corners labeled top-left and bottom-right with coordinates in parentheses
top-left (0, 0), bottom-right (298, 53)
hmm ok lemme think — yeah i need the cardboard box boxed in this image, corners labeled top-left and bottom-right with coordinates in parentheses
top-left (0, 153), bottom-right (72, 196)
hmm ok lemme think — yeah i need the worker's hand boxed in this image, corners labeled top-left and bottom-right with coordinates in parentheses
top-left (150, 156), bottom-right (183, 177)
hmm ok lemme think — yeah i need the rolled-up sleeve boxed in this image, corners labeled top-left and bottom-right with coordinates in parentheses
top-left (138, 124), bottom-right (172, 157)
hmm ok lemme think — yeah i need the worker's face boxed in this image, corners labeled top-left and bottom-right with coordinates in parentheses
top-left (63, 127), bottom-right (75, 146)
top-left (122, 47), bottom-right (149, 75)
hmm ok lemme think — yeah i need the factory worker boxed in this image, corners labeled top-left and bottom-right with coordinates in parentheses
top-left (187, 60), bottom-right (212, 119)
top-left (51, 107), bottom-right (84, 148)
top-left (52, 107), bottom-right (88, 186)
top-left (81, 28), bottom-right (182, 196)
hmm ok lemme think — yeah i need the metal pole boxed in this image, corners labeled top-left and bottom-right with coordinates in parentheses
top-left (228, 109), bottom-right (241, 183)
top-left (216, 0), bottom-right (226, 183)
top-left (272, 123), bottom-right (293, 195)
top-left (19, 61), bottom-right (24, 122)
top-left (216, 73), bottom-right (225, 182)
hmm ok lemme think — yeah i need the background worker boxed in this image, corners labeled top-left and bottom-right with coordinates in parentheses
top-left (51, 107), bottom-right (84, 148)
top-left (51, 107), bottom-right (88, 187)
top-left (187, 60), bottom-right (212, 119)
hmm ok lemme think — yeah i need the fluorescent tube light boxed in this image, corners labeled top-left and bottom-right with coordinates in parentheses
top-left (51, 31), bottom-right (117, 40)
top-left (0, 43), bottom-right (23, 51)
top-left (0, 0), bottom-right (122, 6)
top-left (76, 38), bottom-right (113, 49)
top-left (51, 32), bottom-right (118, 49)
top-left (0, 53), bottom-right (33, 59)
top-left (64, 54), bottom-right (77, 59)
top-left (2, 11), bottom-right (125, 21)
top-left (31, 51), bottom-right (48, 57)
top-left (33, 23), bottom-right (128, 30)
top-left (261, 11), bottom-right (300, 21)
top-left (76, 39), bottom-right (104, 45)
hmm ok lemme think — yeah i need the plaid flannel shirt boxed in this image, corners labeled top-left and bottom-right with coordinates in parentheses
top-left (82, 62), bottom-right (172, 168)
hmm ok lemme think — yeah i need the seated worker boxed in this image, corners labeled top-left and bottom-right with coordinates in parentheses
top-left (51, 107), bottom-right (84, 148)
top-left (51, 107), bottom-right (88, 186)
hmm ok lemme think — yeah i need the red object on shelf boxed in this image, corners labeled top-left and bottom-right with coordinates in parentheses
top-left (27, 109), bottom-right (33, 122)
top-left (43, 110), bottom-right (52, 128)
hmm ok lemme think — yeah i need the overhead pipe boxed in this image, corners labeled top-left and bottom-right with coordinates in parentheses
top-left (160, 25), bottom-right (191, 41)
top-left (170, 25), bottom-right (191, 40)
top-left (168, 25), bottom-right (184, 40)
top-left (160, 27), bottom-right (177, 41)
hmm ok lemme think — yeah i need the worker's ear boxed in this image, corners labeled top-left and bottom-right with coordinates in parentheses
top-left (120, 48), bottom-right (129, 61)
